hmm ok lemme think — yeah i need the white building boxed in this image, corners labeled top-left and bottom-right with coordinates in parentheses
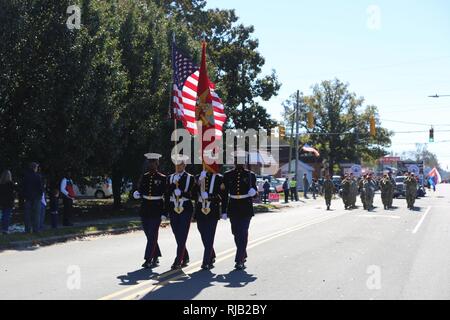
top-left (280, 160), bottom-right (315, 191)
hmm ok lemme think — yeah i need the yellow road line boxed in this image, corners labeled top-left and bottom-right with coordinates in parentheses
top-left (99, 214), bottom-right (336, 300)
top-left (120, 213), bottom-right (344, 300)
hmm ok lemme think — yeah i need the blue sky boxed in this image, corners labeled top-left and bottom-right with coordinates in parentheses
top-left (206, 0), bottom-right (450, 169)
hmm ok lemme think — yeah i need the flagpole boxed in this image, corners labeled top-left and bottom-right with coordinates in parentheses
top-left (201, 32), bottom-right (207, 173)
top-left (170, 32), bottom-right (178, 156)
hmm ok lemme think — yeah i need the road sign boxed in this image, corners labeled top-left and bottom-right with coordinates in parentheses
top-left (269, 193), bottom-right (280, 203)
top-left (407, 165), bottom-right (420, 176)
top-left (351, 165), bottom-right (362, 177)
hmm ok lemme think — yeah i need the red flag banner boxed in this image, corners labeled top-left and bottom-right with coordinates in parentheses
top-left (196, 41), bottom-right (219, 173)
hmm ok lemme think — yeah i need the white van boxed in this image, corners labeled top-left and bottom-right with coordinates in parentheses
top-left (73, 178), bottom-right (113, 199)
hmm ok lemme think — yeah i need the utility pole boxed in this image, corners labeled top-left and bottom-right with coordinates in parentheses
top-left (288, 115), bottom-right (295, 175)
top-left (295, 90), bottom-right (300, 185)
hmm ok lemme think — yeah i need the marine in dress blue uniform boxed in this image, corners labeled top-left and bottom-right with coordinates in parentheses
top-left (222, 151), bottom-right (257, 271)
top-left (166, 155), bottom-right (195, 270)
top-left (134, 153), bottom-right (167, 269)
top-left (194, 170), bottom-right (225, 271)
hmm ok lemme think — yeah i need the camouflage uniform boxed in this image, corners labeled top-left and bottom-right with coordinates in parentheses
top-left (341, 177), bottom-right (352, 210)
top-left (364, 178), bottom-right (376, 211)
top-left (405, 175), bottom-right (418, 210)
top-left (350, 177), bottom-right (358, 209)
top-left (358, 177), bottom-right (367, 210)
top-left (380, 176), bottom-right (393, 210)
top-left (323, 178), bottom-right (335, 211)
top-left (388, 174), bottom-right (396, 209)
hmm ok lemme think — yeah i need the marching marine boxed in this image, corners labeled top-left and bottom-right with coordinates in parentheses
top-left (134, 153), bottom-right (167, 269)
top-left (341, 175), bottom-right (352, 210)
top-left (359, 175), bottom-right (368, 210)
top-left (194, 169), bottom-right (225, 271)
top-left (364, 174), bottom-right (376, 212)
top-left (166, 155), bottom-right (195, 270)
top-left (380, 173), bottom-right (394, 210)
top-left (405, 173), bottom-right (418, 210)
top-left (222, 151), bottom-right (258, 271)
top-left (387, 172), bottom-right (396, 209)
top-left (349, 173), bottom-right (358, 209)
top-left (323, 174), bottom-right (335, 211)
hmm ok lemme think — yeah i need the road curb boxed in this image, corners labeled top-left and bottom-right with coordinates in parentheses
top-left (0, 222), bottom-right (171, 251)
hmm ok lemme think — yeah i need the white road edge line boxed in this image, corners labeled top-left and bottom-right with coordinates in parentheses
top-left (413, 207), bottom-right (432, 234)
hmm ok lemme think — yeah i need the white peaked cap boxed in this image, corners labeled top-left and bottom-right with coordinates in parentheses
top-left (144, 153), bottom-right (162, 160)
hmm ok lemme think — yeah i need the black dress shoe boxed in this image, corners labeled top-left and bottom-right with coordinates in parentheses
top-left (181, 259), bottom-right (190, 268)
top-left (171, 264), bottom-right (181, 271)
top-left (201, 264), bottom-right (210, 271)
top-left (235, 263), bottom-right (246, 271)
top-left (151, 259), bottom-right (160, 268)
top-left (142, 261), bottom-right (152, 269)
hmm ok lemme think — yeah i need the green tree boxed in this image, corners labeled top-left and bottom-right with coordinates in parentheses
top-left (0, 0), bottom-right (127, 189)
top-left (282, 79), bottom-right (393, 174)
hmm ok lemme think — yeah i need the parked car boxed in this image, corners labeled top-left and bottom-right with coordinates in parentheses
top-left (73, 178), bottom-right (113, 199)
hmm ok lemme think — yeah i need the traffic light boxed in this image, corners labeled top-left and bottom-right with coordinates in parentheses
top-left (370, 116), bottom-right (376, 137)
top-left (279, 126), bottom-right (286, 139)
top-left (307, 112), bottom-right (315, 129)
top-left (429, 127), bottom-right (435, 143)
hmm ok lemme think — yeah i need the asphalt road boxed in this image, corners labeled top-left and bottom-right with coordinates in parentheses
top-left (1, 185), bottom-right (449, 300)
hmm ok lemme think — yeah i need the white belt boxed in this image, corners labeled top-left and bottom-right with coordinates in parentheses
top-left (143, 196), bottom-right (163, 201)
top-left (170, 197), bottom-right (189, 203)
top-left (230, 194), bottom-right (251, 200)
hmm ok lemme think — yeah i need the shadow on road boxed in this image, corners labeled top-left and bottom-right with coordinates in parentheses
top-left (141, 269), bottom-right (258, 300)
top-left (117, 268), bottom-right (180, 286)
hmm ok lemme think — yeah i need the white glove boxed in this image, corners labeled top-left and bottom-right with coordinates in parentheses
top-left (201, 192), bottom-right (209, 200)
top-left (173, 174), bottom-right (181, 184)
top-left (248, 188), bottom-right (257, 197)
top-left (161, 215), bottom-right (168, 222)
top-left (221, 214), bottom-right (228, 220)
top-left (199, 171), bottom-right (208, 181)
top-left (133, 191), bottom-right (141, 200)
top-left (174, 189), bottom-right (182, 197)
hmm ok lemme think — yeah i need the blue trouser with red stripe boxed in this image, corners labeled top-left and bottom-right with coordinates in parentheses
top-left (230, 217), bottom-right (252, 264)
top-left (197, 218), bottom-right (218, 266)
top-left (141, 216), bottom-right (162, 262)
top-left (170, 210), bottom-right (193, 265)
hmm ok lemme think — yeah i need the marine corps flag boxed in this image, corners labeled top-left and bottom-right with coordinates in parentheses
top-left (196, 41), bottom-right (220, 173)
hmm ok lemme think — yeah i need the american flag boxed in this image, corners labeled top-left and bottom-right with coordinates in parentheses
top-left (302, 144), bottom-right (320, 157)
top-left (171, 43), bottom-right (226, 137)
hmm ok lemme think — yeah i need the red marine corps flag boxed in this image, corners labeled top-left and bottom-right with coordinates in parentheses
top-left (196, 41), bottom-right (221, 173)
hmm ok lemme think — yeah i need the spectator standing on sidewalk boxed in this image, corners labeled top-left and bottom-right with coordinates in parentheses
top-left (0, 170), bottom-right (15, 234)
top-left (283, 179), bottom-right (290, 204)
top-left (23, 162), bottom-right (44, 233)
top-left (39, 173), bottom-right (47, 231)
top-left (303, 174), bottom-right (310, 199)
top-left (263, 180), bottom-right (271, 204)
top-left (311, 179), bottom-right (319, 200)
top-left (290, 178), bottom-right (299, 202)
top-left (60, 172), bottom-right (76, 227)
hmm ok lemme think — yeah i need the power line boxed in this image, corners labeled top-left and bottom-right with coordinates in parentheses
top-left (381, 119), bottom-right (450, 128)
